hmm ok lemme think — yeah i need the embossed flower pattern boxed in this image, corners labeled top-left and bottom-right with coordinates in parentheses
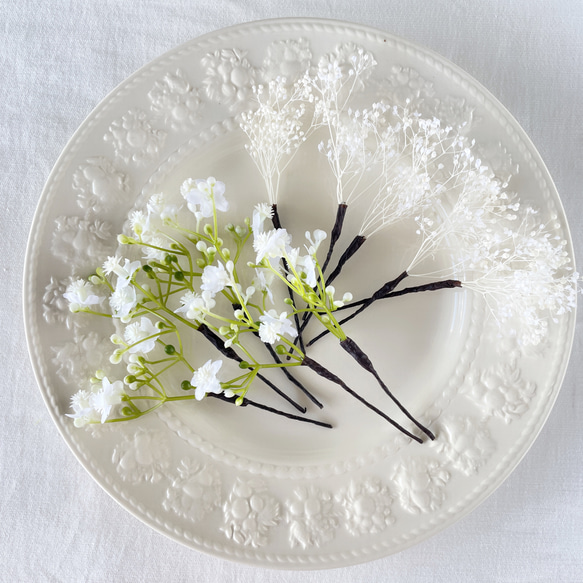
top-left (431, 416), bottom-right (496, 476)
top-left (104, 109), bottom-right (166, 165)
top-left (335, 478), bottom-right (394, 536)
top-left (52, 331), bottom-right (113, 386)
top-left (286, 486), bottom-right (339, 549)
top-left (392, 458), bottom-right (450, 514)
top-left (163, 459), bottom-right (221, 522)
top-left (262, 38), bottom-right (312, 82)
top-left (72, 157), bottom-right (131, 215)
top-left (112, 429), bottom-right (170, 483)
top-left (51, 216), bottom-right (115, 272)
top-left (148, 69), bottom-right (201, 130)
top-left (462, 363), bottom-right (537, 423)
top-left (222, 478), bottom-right (280, 547)
top-left (202, 49), bottom-right (257, 110)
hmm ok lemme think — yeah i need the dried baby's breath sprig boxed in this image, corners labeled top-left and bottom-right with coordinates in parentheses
top-left (240, 76), bottom-right (311, 205)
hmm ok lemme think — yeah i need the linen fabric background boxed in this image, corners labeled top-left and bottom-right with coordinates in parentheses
top-left (2, 1), bottom-right (582, 581)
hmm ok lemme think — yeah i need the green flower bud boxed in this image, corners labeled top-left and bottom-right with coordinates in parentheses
top-left (239, 361), bottom-right (250, 369)
top-left (121, 407), bottom-right (134, 417)
top-left (181, 380), bottom-right (192, 391)
top-left (174, 271), bottom-right (184, 281)
top-left (275, 344), bottom-right (287, 355)
top-left (164, 344), bottom-right (176, 355)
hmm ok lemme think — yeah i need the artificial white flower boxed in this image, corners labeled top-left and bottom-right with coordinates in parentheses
top-left (191, 359), bottom-right (223, 400)
top-left (252, 202), bottom-right (273, 235)
top-left (180, 176), bottom-right (228, 218)
top-left (129, 210), bottom-right (149, 237)
top-left (63, 279), bottom-right (104, 312)
top-left (124, 316), bottom-right (159, 354)
top-left (91, 376), bottom-right (126, 423)
top-left (258, 310), bottom-right (298, 344)
top-left (287, 248), bottom-right (318, 287)
top-left (253, 228), bottom-right (292, 263)
top-left (103, 256), bottom-right (141, 288)
top-left (175, 290), bottom-right (216, 322)
top-left (201, 262), bottom-right (232, 294)
top-left (305, 229), bottom-right (327, 254)
top-left (66, 389), bottom-right (100, 427)
top-left (110, 285), bottom-right (139, 320)
top-left (252, 269), bottom-right (276, 304)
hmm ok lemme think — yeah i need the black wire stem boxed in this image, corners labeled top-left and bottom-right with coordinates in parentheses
top-left (301, 356), bottom-right (424, 443)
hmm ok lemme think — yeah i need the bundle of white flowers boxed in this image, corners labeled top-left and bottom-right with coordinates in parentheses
top-left (63, 46), bottom-right (579, 444)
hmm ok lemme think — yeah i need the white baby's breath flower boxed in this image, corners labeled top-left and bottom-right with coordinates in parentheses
top-left (124, 316), bottom-right (159, 354)
top-left (253, 269), bottom-right (276, 304)
top-left (191, 359), bottom-right (223, 401)
top-left (66, 390), bottom-right (101, 427)
top-left (252, 202), bottom-right (273, 235)
top-left (63, 279), bottom-right (104, 312)
top-left (110, 285), bottom-right (139, 321)
top-left (175, 290), bottom-right (216, 322)
top-left (305, 229), bottom-right (327, 255)
top-left (181, 176), bottom-right (228, 218)
top-left (91, 376), bottom-right (126, 423)
top-left (253, 228), bottom-right (292, 263)
top-left (129, 210), bottom-right (149, 237)
top-left (240, 77), bottom-right (310, 204)
top-left (201, 262), bottom-right (232, 294)
top-left (103, 256), bottom-right (141, 288)
top-left (258, 310), bottom-right (298, 344)
top-left (287, 248), bottom-right (318, 287)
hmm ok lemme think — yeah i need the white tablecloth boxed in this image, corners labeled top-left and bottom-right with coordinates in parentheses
top-left (3, 1), bottom-right (582, 581)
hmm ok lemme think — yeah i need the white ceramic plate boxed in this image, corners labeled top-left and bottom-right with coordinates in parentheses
top-left (24, 18), bottom-right (576, 568)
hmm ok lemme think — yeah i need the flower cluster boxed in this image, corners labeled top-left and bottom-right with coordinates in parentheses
top-left (61, 42), bottom-right (578, 436)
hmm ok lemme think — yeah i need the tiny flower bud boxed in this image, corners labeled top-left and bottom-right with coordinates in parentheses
top-left (164, 344), bottom-right (176, 355)
top-left (181, 380), bottom-right (192, 391)
top-left (196, 241), bottom-right (207, 252)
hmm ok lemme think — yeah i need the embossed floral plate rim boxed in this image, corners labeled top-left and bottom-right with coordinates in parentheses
top-left (24, 18), bottom-right (576, 568)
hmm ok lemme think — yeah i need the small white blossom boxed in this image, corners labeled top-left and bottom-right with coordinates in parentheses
top-left (201, 262), bottom-right (232, 294)
top-left (180, 177), bottom-right (228, 218)
top-left (305, 229), bottom-right (327, 254)
top-left (191, 359), bottom-right (223, 400)
top-left (103, 256), bottom-right (141, 288)
top-left (91, 377), bottom-right (126, 423)
top-left (124, 317), bottom-right (159, 354)
top-left (258, 310), bottom-right (298, 344)
top-left (110, 285), bottom-right (139, 320)
top-left (287, 248), bottom-right (318, 288)
top-left (129, 210), bottom-right (149, 237)
top-left (253, 228), bottom-right (292, 263)
top-left (253, 269), bottom-right (276, 304)
top-left (66, 389), bottom-right (101, 427)
top-left (63, 279), bottom-right (104, 312)
top-left (252, 202), bottom-right (273, 235)
top-left (175, 290), bottom-right (216, 322)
